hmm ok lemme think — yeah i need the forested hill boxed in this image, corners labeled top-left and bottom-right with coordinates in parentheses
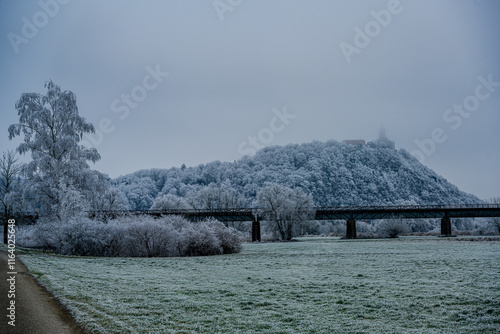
top-left (113, 140), bottom-right (480, 210)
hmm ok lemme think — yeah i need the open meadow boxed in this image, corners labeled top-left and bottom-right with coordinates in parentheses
top-left (18, 237), bottom-right (500, 333)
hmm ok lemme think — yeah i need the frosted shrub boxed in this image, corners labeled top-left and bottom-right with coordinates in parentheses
top-left (472, 220), bottom-right (495, 236)
top-left (100, 223), bottom-right (127, 257)
top-left (489, 217), bottom-right (500, 234)
top-left (183, 224), bottom-right (222, 257)
top-left (206, 219), bottom-right (242, 254)
top-left (316, 222), bottom-right (332, 236)
top-left (407, 219), bottom-right (435, 233)
top-left (453, 218), bottom-right (475, 231)
top-left (356, 221), bottom-right (374, 234)
top-left (122, 217), bottom-right (181, 257)
top-left (375, 218), bottom-right (410, 238)
top-left (16, 224), bottom-right (38, 248)
top-left (22, 218), bottom-right (64, 251)
top-left (59, 219), bottom-right (112, 256)
top-left (17, 215), bottom-right (242, 257)
top-left (126, 218), bottom-right (162, 257)
top-left (332, 221), bottom-right (346, 235)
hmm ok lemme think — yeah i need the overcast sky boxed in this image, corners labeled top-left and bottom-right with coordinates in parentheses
top-left (1, 0), bottom-right (499, 200)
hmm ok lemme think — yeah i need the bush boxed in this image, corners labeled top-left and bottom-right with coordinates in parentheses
top-left (183, 224), bottom-right (222, 256)
top-left (17, 215), bottom-right (242, 257)
top-left (375, 218), bottom-right (410, 238)
top-left (27, 218), bottom-right (64, 251)
top-left (60, 219), bottom-right (112, 256)
top-left (207, 219), bottom-right (242, 254)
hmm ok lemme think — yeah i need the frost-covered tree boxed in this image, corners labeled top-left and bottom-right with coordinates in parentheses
top-left (116, 177), bottom-right (157, 210)
top-left (93, 187), bottom-right (130, 211)
top-left (150, 194), bottom-right (191, 211)
top-left (188, 183), bottom-right (246, 210)
top-left (59, 182), bottom-right (90, 222)
top-left (0, 150), bottom-right (22, 243)
top-left (8, 81), bottom-right (106, 219)
top-left (257, 184), bottom-right (315, 241)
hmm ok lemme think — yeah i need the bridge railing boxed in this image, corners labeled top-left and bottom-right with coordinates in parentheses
top-left (87, 208), bottom-right (257, 216)
top-left (317, 204), bottom-right (500, 212)
top-left (11, 203), bottom-right (500, 220)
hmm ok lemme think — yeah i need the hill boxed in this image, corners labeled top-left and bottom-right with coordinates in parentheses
top-left (113, 138), bottom-right (480, 210)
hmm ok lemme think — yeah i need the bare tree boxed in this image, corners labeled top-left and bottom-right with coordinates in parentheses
top-left (257, 184), bottom-right (315, 241)
top-left (0, 151), bottom-right (21, 244)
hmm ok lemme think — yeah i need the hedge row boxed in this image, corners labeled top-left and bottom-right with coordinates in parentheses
top-left (17, 215), bottom-right (242, 257)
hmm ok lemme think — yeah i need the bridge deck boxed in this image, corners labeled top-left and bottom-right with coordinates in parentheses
top-left (10, 204), bottom-right (500, 222)
top-left (315, 204), bottom-right (500, 220)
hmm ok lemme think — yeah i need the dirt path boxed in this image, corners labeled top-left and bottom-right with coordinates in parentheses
top-left (0, 251), bottom-right (87, 334)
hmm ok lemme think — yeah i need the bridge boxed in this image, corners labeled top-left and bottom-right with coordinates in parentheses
top-left (85, 204), bottom-right (500, 241)
top-left (316, 204), bottom-right (500, 240)
top-left (7, 204), bottom-right (500, 242)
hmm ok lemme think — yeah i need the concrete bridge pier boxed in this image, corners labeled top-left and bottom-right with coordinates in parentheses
top-left (440, 217), bottom-right (453, 237)
top-left (346, 219), bottom-right (357, 239)
top-left (252, 219), bottom-right (261, 242)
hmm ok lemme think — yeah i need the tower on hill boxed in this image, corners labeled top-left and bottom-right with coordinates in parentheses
top-left (368, 127), bottom-right (395, 149)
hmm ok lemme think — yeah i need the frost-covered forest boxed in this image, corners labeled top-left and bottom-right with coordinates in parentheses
top-left (5, 139), bottom-right (482, 215)
top-left (112, 140), bottom-right (481, 211)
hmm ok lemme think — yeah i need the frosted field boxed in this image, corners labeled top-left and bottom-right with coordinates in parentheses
top-left (19, 238), bottom-right (500, 333)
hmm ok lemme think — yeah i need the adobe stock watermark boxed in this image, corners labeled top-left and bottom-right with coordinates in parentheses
top-left (340, 0), bottom-right (411, 64)
top-left (411, 74), bottom-right (499, 163)
top-left (237, 106), bottom-right (296, 156)
top-left (7, 0), bottom-right (70, 54)
top-left (6, 219), bottom-right (17, 327)
top-left (81, 65), bottom-right (169, 148)
top-left (213, 0), bottom-right (243, 21)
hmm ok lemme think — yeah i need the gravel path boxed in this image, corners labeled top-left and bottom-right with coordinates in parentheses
top-left (0, 251), bottom-right (86, 334)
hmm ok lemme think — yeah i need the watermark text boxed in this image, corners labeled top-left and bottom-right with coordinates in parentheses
top-left (7, 0), bottom-right (70, 54)
top-left (340, 0), bottom-right (410, 63)
top-left (238, 106), bottom-right (296, 156)
top-left (213, 0), bottom-right (243, 21)
top-left (411, 74), bottom-right (499, 163)
top-left (6, 219), bottom-right (17, 327)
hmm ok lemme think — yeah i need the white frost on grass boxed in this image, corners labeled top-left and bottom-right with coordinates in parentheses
top-left (20, 238), bottom-right (500, 333)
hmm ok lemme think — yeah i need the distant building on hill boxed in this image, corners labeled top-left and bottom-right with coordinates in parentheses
top-left (343, 139), bottom-right (366, 146)
top-left (342, 128), bottom-right (395, 149)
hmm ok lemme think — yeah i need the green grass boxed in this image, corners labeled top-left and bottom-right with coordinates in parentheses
top-left (19, 237), bottom-right (500, 333)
